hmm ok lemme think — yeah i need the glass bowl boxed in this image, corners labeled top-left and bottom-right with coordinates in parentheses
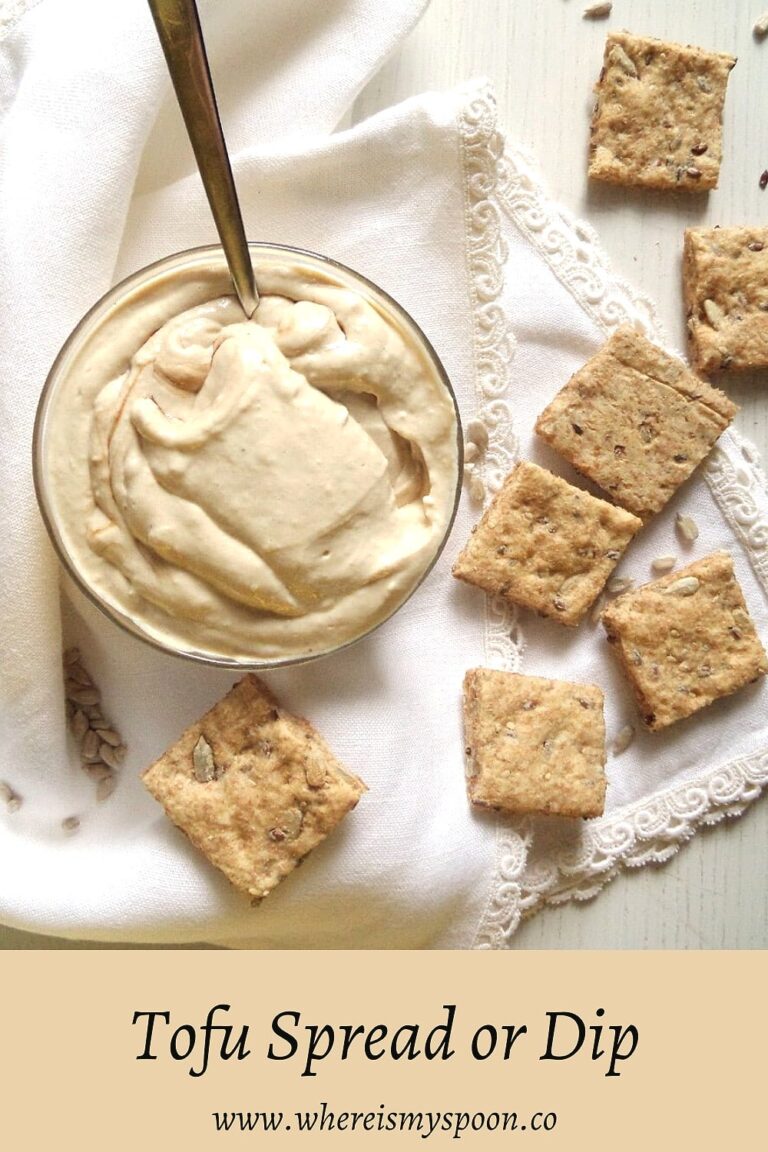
top-left (33, 244), bottom-right (462, 669)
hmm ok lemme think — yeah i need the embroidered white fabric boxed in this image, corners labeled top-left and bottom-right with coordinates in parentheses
top-left (0, 0), bottom-right (766, 948)
top-left (459, 89), bottom-right (768, 948)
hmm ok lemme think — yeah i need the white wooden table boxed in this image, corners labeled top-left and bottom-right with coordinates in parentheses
top-left (2, 0), bottom-right (766, 949)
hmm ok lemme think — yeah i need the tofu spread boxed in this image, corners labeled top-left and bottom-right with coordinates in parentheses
top-left (40, 253), bottom-right (459, 661)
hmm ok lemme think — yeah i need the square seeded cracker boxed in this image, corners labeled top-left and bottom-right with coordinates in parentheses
top-left (683, 226), bottom-right (768, 374)
top-left (602, 551), bottom-right (768, 731)
top-left (142, 674), bottom-right (366, 900)
top-left (589, 32), bottom-right (735, 191)
top-left (463, 669), bottom-right (606, 819)
top-left (452, 461), bottom-right (641, 626)
top-left (535, 325), bottom-right (737, 520)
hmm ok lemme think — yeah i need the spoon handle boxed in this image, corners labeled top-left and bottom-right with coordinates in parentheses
top-left (147, 0), bottom-right (258, 316)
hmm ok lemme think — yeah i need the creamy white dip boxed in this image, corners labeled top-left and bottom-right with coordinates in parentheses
top-left (41, 253), bottom-right (458, 661)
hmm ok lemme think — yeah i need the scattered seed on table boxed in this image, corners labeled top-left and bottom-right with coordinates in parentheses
top-left (96, 775), bottom-right (117, 803)
top-left (1, 781), bottom-right (22, 813)
top-left (676, 513), bottom-right (699, 543)
top-left (61, 648), bottom-right (126, 806)
top-left (466, 420), bottom-right (489, 451)
top-left (69, 686), bottom-right (101, 708)
top-left (98, 728), bottom-right (122, 747)
top-left (81, 728), bottom-right (101, 761)
top-left (612, 725), bottom-right (635, 755)
top-left (71, 709), bottom-right (89, 740)
top-left (469, 475), bottom-right (486, 503)
top-left (67, 662), bottom-right (93, 687)
top-left (62, 815), bottom-right (80, 834)
top-left (82, 761), bottom-right (112, 784)
top-left (651, 555), bottom-right (677, 574)
top-left (583, 1), bottom-right (612, 18)
top-left (99, 743), bottom-right (126, 771)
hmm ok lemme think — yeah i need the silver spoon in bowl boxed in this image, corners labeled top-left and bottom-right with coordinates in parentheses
top-left (147, 0), bottom-right (259, 317)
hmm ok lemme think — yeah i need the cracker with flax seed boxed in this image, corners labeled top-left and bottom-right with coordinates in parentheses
top-left (463, 669), bottom-right (606, 819)
top-left (452, 461), bottom-right (641, 626)
top-left (601, 551), bottom-right (768, 731)
top-left (589, 31), bottom-right (735, 191)
top-left (142, 674), bottom-right (366, 900)
top-left (535, 325), bottom-right (737, 520)
top-left (683, 226), bottom-right (768, 374)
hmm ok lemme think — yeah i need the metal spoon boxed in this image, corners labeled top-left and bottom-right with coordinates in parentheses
top-left (147, 0), bottom-right (258, 316)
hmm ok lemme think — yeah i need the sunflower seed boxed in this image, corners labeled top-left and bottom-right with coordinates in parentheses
top-left (651, 555), bottom-right (677, 573)
top-left (82, 761), bottom-right (112, 784)
top-left (665, 576), bottom-right (700, 596)
top-left (270, 807), bottom-right (304, 841)
top-left (99, 742), bottom-right (126, 771)
top-left (676, 513), bottom-right (699, 542)
top-left (62, 655), bottom-right (127, 790)
top-left (590, 594), bottom-right (606, 625)
top-left (469, 475), bottom-right (486, 503)
top-left (703, 298), bottom-right (726, 328)
top-left (466, 420), bottom-right (489, 451)
top-left (607, 576), bottom-right (634, 595)
top-left (1, 781), bottom-right (22, 812)
top-left (464, 441), bottom-right (480, 464)
top-left (612, 725), bottom-right (635, 755)
top-left (96, 775), bottom-right (117, 802)
top-left (97, 728), bottom-right (122, 747)
top-left (754, 12), bottom-right (768, 39)
top-left (608, 43), bottom-right (638, 77)
top-left (68, 686), bottom-right (101, 707)
top-left (70, 709), bottom-right (89, 740)
top-left (81, 728), bottom-right (101, 762)
top-left (558, 574), bottom-right (582, 595)
top-left (66, 662), bottom-right (93, 687)
top-left (583, 1), bottom-right (612, 17)
top-left (62, 815), bottom-right (80, 834)
top-left (193, 735), bottom-right (218, 782)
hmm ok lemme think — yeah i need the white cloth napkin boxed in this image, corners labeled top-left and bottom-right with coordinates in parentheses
top-left (1, 0), bottom-right (767, 949)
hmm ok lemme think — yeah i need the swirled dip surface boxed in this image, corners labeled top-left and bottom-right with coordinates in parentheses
top-left (43, 258), bottom-right (458, 660)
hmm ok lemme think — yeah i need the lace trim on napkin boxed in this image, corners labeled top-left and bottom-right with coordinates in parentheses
top-left (457, 85), bottom-right (529, 946)
top-left (457, 84), bottom-right (768, 948)
top-left (458, 85), bottom-right (524, 674)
